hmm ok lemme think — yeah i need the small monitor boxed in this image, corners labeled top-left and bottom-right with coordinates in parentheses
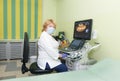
top-left (73, 19), bottom-right (93, 40)
top-left (69, 39), bottom-right (85, 50)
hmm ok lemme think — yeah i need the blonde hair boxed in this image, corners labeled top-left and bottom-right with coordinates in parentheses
top-left (42, 19), bottom-right (56, 31)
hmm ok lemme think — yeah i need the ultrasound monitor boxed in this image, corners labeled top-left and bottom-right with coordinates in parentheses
top-left (73, 19), bottom-right (92, 40)
top-left (59, 19), bottom-right (93, 53)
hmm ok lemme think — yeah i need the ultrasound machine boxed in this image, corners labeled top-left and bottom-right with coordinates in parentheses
top-left (59, 19), bottom-right (101, 71)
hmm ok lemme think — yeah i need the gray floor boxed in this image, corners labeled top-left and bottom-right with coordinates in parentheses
top-left (0, 60), bottom-right (33, 80)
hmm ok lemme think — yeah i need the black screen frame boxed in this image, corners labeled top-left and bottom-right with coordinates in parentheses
top-left (73, 19), bottom-right (93, 40)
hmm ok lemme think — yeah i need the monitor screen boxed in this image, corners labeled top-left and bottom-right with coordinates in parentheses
top-left (69, 39), bottom-right (85, 50)
top-left (73, 19), bottom-right (92, 40)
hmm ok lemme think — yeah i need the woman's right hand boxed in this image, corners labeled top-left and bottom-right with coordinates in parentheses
top-left (61, 53), bottom-right (68, 58)
top-left (59, 53), bottom-right (68, 58)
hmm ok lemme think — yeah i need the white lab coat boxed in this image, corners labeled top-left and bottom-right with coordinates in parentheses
top-left (37, 31), bottom-right (61, 70)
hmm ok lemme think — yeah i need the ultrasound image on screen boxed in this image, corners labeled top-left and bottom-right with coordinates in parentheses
top-left (73, 19), bottom-right (92, 40)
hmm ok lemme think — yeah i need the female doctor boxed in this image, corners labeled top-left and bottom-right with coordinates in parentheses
top-left (37, 19), bottom-right (68, 72)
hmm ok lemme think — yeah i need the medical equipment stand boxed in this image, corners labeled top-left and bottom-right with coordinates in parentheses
top-left (65, 41), bottom-right (101, 71)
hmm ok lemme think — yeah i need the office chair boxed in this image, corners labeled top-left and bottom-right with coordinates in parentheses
top-left (21, 32), bottom-right (53, 74)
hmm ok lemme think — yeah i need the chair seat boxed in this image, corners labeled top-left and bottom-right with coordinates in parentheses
top-left (29, 62), bottom-right (53, 74)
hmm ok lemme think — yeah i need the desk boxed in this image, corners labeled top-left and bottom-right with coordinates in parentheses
top-left (1, 59), bottom-right (120, 81)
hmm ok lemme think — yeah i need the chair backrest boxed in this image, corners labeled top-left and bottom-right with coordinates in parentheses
top-left (22, 32), bottom-right (29, 63)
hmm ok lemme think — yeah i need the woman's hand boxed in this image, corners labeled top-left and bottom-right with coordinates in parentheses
top-left (59, 53), bottom-right (68, 59)
top-left (62, 53), bottom-right (68, 58)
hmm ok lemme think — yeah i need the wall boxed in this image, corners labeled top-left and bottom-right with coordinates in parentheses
top-left (42, 0), bottom-right (57, 24)
top-left (0, 0), bottom-right (42, 39)
top-left (56, 0), bottom-right (120, 60)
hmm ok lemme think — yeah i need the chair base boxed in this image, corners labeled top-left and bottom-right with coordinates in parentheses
top-left (21, 64), bottom-right (29, 74)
